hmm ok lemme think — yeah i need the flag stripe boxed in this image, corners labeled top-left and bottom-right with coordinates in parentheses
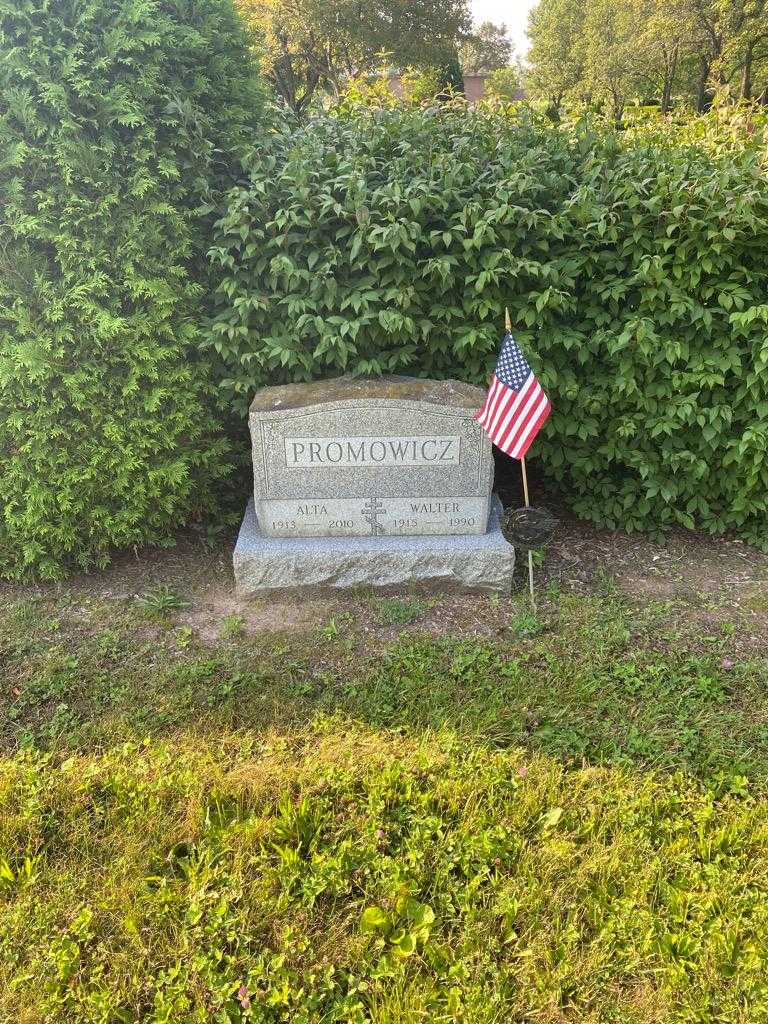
top-left (504, 390), bottom-right (546, 455)
top-left (486, 386), bottom-right (516, 438)
top-left (473, 332), bottom-right (551, 461)
top-left (507, 393), bottom-right (548, 458)
top-left (475, 375), bottom-right (499, 426)
top-left (489, 372), bottom-right (533, 438)
top-left (496, 377), bottom-right (542, 451)
top-left (492, 373), bottom-right (537, 446)
top-left (482, 375), bottom-right (510, 433)
top-left (475, 376), bottom-right (500, 427)
top-left (511, 400), bottom-right (551, 459)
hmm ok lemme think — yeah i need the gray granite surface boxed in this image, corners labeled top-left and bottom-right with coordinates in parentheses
top-left (249, 375), bottom-right (494, 539)
top-left (249, 375), bottom-right (485, 412)
top-left (233, 495), bottom-right (514, 594)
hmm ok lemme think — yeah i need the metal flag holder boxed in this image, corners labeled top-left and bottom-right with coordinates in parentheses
top-left (501, 504), bottom-right (558, 552)
top-left (498, 308), bottom-right (557, 609)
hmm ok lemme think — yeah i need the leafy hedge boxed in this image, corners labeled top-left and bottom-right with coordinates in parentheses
top-left (208, 106), bottom-right (768, 544)
top-left (0, 0), bottom-right (262, 579)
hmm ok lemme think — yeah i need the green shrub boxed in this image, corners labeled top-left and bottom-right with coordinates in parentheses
top-left (208, 105), bottom-right (768, 545)
top-left (0, 0), bottom-right (262, 579)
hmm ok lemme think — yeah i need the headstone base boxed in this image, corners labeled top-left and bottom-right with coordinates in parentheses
top-left (234, 495), bottom-right (514, 595)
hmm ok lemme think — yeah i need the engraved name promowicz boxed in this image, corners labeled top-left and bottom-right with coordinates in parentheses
top-left (284, 435), bottom-right (460, 469)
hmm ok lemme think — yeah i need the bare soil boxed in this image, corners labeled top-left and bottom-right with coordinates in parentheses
top-left (3, 499), bottom-right (767, 652)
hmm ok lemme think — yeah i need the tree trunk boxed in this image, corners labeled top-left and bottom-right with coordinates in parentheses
top-left (740, 45), bottom-right (754, 100)
top-left (546, 92), bottom-right (563, 122)
top-left (612, 90), bottom-right (624, 127)
top-left (661, 43), bottom-right (679, 115)
top-left (696, 56), bottom-right (710, 112)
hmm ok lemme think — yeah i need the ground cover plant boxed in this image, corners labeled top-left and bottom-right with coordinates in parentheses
top-left (208, 104), bottom-right (768, 548)
top-left (0, 0), bottom-right (262, 581)
top-left (3, 528), bottom-right (768, 1023)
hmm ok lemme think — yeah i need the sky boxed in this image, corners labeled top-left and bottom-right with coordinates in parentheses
top-left (469, 0), bottom-right (537, 57)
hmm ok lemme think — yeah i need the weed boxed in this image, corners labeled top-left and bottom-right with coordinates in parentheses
top-left (319, 614), bottom-right (356, 647)
top-left (510, 607), bottom-right (543, 638)
top-left (221, 614), bottom-right (246, 639)
top-left (174, 626), bottom-right (194, 649)
top-left (376, 597), bottom-right (427, 626)
top-left (136, 585), bottom-right (190, 617)
top-left (531, 548), bottom-right (545, 568)
top-left (322, 617), bottom-right (341, 639)
top-left (595, 567), bottom-right (618, 597)
top-left (745, 589), bottom-right (768, 611)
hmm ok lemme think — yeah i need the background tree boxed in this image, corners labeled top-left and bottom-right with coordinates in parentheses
top-left (382, 1), bottom-right (471, 70)
top-left (437, 53), bottom-right (466, 93)
top-left (638, 0), bottom-right (701, 112)
top-left (580, 0), bottom-right (648, 123)
top-left (526, 0), bottom-right (768, 114)
top-left (526, 0), bottom-right (586, 116)
top-left (485, 64), bottom-right (525, 100)
top-left (459, 20), bottom-right (513, 72)
top-left (242, 0), bottom-right (472, 114)
top-left (239, 0), bottom-right (375, 114)
top-left (691, 0), bottom-right (768, 103)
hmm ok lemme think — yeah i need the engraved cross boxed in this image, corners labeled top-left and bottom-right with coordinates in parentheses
top-left (362, 497), bottom-right (386, 536)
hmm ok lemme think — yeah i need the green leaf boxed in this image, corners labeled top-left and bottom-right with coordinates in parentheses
top-left (390, 929), bottom-right (417, 957)
top-left (540, 807), bottom-right (564, 831)
top-left (360, 906), bottom-right (390, 933)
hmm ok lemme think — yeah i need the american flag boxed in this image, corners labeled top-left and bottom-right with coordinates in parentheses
top-left (475, 333), bottom-right (551, 459)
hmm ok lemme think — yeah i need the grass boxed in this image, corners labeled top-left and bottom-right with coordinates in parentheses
top-left (2, 583), bottom-right (768, 1022)
top-left (135, 585), bottom-right (191, 617)
top-left (375, 596), bottom-right (427, 626)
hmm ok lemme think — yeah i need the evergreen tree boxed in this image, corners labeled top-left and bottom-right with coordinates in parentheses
top-left (0, 0), bottom-right (262, 579)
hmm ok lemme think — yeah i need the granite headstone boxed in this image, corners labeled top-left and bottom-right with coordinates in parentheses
top-left (234, 376), bottom-right (514, 592)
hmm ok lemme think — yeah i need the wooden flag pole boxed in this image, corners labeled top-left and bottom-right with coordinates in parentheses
top-left (520, 455), bottom-right (536, 609)
top-left (505, 307), bottom-right (536, 609)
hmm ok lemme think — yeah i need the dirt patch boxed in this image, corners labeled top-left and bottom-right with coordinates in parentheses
top-left (2, 492), bottom-right (768, 651)
top-left (0, 530), bottom-right (237, 606)
top-left (179, 585), bottom-right (336, 643)
top-left (542, 510), bottom-right (768, 604)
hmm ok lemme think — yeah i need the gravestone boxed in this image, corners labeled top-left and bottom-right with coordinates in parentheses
top-left (234, 376), bottom-right (514, 592)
